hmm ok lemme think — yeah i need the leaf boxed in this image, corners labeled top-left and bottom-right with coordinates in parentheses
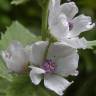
top-left (0, 56), bottom-right (13, 81)
top-left (0, 21), bottom-right (39, 50)
top-left (11, 0), bottom-right (29, 5)
top-left (0, 77), bottom-right (10, 94)
top-left (6, 75), bottom-right (57, 96)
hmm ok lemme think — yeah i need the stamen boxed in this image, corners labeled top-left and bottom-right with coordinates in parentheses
top-left (69, 22), bottom-right (73, 30)
top-left (23, 63), bottom-right (30, 73)
top-left (5, 52), bottom-right (11, 58)
top-left (42, 59), bottom-right (56, 73)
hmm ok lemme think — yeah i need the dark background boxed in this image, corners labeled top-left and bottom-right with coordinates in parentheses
top-left (0, 0), bottom-right (96, 96)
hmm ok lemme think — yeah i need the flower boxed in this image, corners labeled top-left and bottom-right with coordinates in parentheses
top-left (1, 41), bottom-right (29, 73)
top-left (29, 41), bottom-right (79, 95)
top-left (48, 0), bottom-right (95, 49)
top-left (60, 2), bottom-right (95, 37)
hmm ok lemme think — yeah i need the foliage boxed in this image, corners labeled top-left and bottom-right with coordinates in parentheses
top-left (11, 0), bottom-right (29, 5)
top-left (0, 21), bottom-right (39, 50)
top-left (6, 75), bottom-right (57, 96)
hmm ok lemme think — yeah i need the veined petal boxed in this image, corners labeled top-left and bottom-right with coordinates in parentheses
top-left (47, 42), bottom-right (76, 61)
top-left (1, 41), bottom-right (28, 73)
top-left (29, 66), bottom-right (45, 85)
top-left (55, 51), bottom-right (79, 77)
top-left (1, 51), bottom-right (14, 71)
top-left (44, 74), bottom-right (72, 95)
top-left (49, 0), bottom-right (61, 13)
top-left (30, 41), bottom-right (48, 65)
top-left (49, 14), bottom-right (69, 40)
top-left (8, 41), bottom-right (28, 65)
top-left (8, 41), bottom-right (25, 57)
top-left (48, 0), bottom-right (61, 28)
top-left (61, 2), bottom-right (78, 20)
top-left (60, 37), bottom-right (88, 49)
top-left (70, 14), bottom-right (95, 37)
top-left (25, 45), bottom-right (35, 65)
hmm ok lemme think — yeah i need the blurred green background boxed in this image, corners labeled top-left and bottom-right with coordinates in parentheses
top-left (0, 0), bottom-right (96, 96)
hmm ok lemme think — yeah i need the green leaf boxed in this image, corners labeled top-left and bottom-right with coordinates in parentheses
top-left (11, 0), bottom-right (29, 5)
top-left (6, 75), bottom-right (57, 96)
top-left (0, 56), bottom-right (13, 81)
top-left (0, 21), bottom-right (39, 50)
top-left (0, 77), bottom-right (10, 94)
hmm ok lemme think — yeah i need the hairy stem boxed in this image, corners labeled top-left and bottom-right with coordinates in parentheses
top-left (41, 0), bottom-right (50, 40)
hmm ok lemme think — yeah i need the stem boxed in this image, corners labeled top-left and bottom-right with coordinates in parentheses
top-left (87, 40), bottom-right (96, 48)
top-left (43, 41), bottom-right (51, 60)
top-left (41, 0), bottom-right (50, 40)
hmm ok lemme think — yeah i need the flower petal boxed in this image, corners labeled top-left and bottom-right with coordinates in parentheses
top-left (1, 51), bottom-right (14, 71)
top-left (30, 41), bottom-right (48, 65)
top-left (60, 37), bottom-right (88, 49)
top-left (46, 42), bottom-right (79, 77)
top-left (44, 74), bottom-right (72, 95)
top-left (55, 50), bottom-right (79, 77)
top-left (29, 66), bottom-right (45, 85)
top-left (8, 41), bottom-right (28, 64)
top-left (49, 14), bottom-right (69, 40)
top-left (61, 2), bottom-right (78, 20)
top-left (1, 41), bottom-right (28, 73)
top-left (48, 0), bottom-right (61, 27)
top-left (47, 42), bottom-right (76, 61)
top-left (70, 14), bottom-right (95, 37)
top-left (49, 0), bottom-right (60, 14)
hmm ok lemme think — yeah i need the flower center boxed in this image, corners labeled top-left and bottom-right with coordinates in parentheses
top-left (42, 59), bottom-right (56, 73)
top-left (68, 22), bottom-right (73, 30)
top-left (5, 52), bottom-right (11, 59)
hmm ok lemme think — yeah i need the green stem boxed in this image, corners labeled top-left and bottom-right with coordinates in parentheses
top-left (41, 0), bottom-right (50, 40)
top-left (87, 40), bottom-right (96, 48)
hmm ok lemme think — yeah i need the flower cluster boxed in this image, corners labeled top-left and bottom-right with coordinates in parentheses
top-left (1, 0), bottom-right (95, 96)
top-left (48, 0), bottom-right (95, 49)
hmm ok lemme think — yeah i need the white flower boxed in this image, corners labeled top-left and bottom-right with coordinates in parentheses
top-left (60, 2), bottom-right (95, 37)
top-left (1, 41), bottom-right (29, 73)
top-left (48, 0), bottom-right (95, 49)
top-left (29, 41), bottom-right (79, 95)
